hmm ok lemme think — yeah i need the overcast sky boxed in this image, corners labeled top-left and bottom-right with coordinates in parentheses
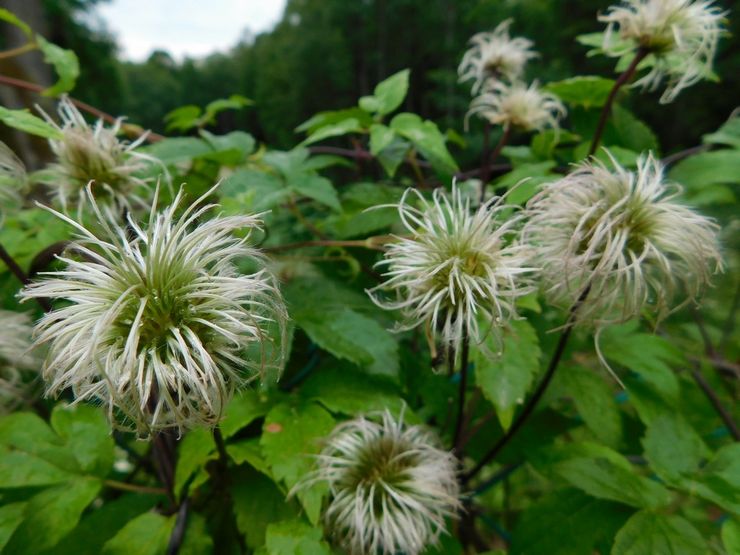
top-left (94, 0), bottom-right (287, 61)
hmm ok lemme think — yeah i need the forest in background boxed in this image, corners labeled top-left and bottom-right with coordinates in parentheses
top-left (1, 0), bottom-right (739, 158)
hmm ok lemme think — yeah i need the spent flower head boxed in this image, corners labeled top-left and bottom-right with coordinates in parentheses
top-left (466, 80), bottom-right (566, 133)
top-left (21, 184), bottom-right (287, 435)
top-left (458, 19), bottom-right (538, 94)
top-left (302, 410), bottom-right (460, 555)
top-left (523, 151), bottom-right (722, 326)
top-left (599, 0), bottom-right (726, 103)
top-left (37, 96), bottom-right (160, 215)
top-left (368, 185), bottom-right (534, 354)
top-left (0, 142), bottom-right (28, 211)
top-left (0, 310), bottom-right (38, 414)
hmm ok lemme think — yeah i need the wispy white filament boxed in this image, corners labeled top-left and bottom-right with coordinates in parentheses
top-left (524, 151), bottom-right (722, 325)
top-left (368, 185), bottom-right (534, 353)
top-left (22, 184), bottom-right (287, 435)
top-left (600, 0), bottom-right (726, 103)
top-left (0, 142), bottom-right (27, 210)
top-left (458, 19), bottom-right (538, 94)
top-left (466, 80), bottom-right (566, 133)
top-left (0, 310), bottom-right (38, 414)
top-left (301, 410), bottom-right (460, 555)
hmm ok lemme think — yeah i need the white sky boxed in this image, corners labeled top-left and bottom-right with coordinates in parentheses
top-left (94, 0), bottom-right (287, 61)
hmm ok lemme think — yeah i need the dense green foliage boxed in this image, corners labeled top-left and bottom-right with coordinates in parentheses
top-left (0, 1), bottom-right (738, 554)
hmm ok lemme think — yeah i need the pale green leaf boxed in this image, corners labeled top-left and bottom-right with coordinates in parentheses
top-left (50, 403), bottom-right (114, 478)
top-left (37, 36), bottom-right (80, 96)
top-left (543, 76), bottom-right (616, 108)
top-left (264, 519), bottom-right (332, 555)
top-left (611, 511), bottom-right (707, 555)
top-left (290, 174), bottom-right (341, 211)
top-left (0, 107), bottom-right (63, 139)
top-left (369, 124), bottom-right (395, 155)
top-left (561, 366), bottom-right (623, 447)
top-left (101, 512), bottom-right (173, 555)
top-left (0, 8), bottom-right (31, 37)
top-left (642, 413), bottom-right (710, 483)
top-left (390, 112), bottom-right (458, 174)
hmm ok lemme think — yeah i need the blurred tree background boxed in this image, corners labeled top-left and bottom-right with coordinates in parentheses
top-left (2, 0), bottom-right (739, 154)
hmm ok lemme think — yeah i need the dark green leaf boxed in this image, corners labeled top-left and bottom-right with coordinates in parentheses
top-left (0, 503), bottom-right (26, 552)
top-left (0, 107), bottom-right (63, 139)
top-left (50, 404), bottom-right (114, 478)
top-left (668, 150), bottom-right (740, 189)
top-left (5, 478), bottom-right (101, 554)
top-left (232, 465), bottom-right (297, 549)
top-left (642, 413), bottom-right (709, 483)
top-left (101, 512), bottom-right (173, 555)
top-left (179, 512), bottom-right (213, 555)
top-left (543, 76), bottom-right (616, 108)
top-left (47, 494), bottom-right (157, 555)
top-left (174, 428), bottom-right (215, 498)
top-left (140, 137), bottom-right (213, 165)
top-left (475, 320), bottom-right (541, 430)
top-left (560, 366), bottom-right (622, 447)
top-left (511, 488), bottom-right (631, 555)
top-left (221, 389), bottom-right (275, 439)
top-left (610, 105), bottom-right (659, 153)
top-left (290, 174), bottom-right (341, 211)
top-left (556, 456), bottom-right (672, 509)
top-left (611, 511), bottom-right (707, 555)
top-left (263, 519), bottom-right (332, 555)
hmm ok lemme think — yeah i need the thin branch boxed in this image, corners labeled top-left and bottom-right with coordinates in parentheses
top-left (588, 47), bottom-right (649, 156)
top-left (103, 479), bottom-right (168, 496)
top-left (453, 333), bottom-right (471, 454)
top-left (0, 241), bottom-right (51, 311)
top-left (719, 280), bottom-right (740, 354)
top-left (463, 286), bottom-right (591, 484)
top-left (690, 366), bottom-right (740, 440)
top-left (263, 236), bottom-right (393, 253)
top-left (662, 144), bottom-right (710, 166)
top-left (0, 73), bottom-right (164, 142)
top-left (479, 124), bottom-right (511, 204)
top-left (166, 498), bottom-right (190, 555)
top-left (0, 43), bottom-right (36, 60)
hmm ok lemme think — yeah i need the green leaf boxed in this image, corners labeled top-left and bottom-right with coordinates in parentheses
top-left (199, 130), bottom-right (256, 164)
top-left (511, 488), bottom-right (631, 555)
top-left (50, 403), bottom-right (114, 478)
top-left (302, 118), bottom-right (363, 146)
top-left (390, 113), bottom-right (458, 174)
top-left (0, 503), bottom-right (26, 552)
top-left (0, 107), bottom-right (63, 139)
top-left (543, 76), bottom-right (616, 108)
top-left (260, 402), bottom-right (335, 524)
top-left (46, 494), bottom-right (157, 555)
top-left (5, 478), bottom-right (102, 554)
top-left (174, 428), bottom-right (215, 498)
top-left (37, 36), bottom-right (80, 96)
top-left (611, 511), bottom-right (707, 555)
top-left (292, 306), bottom-right (399, 379)
top-left (610, 105), bottom-right (659, 153)
top-left (0, 8), bottom-right (31, 37)
top-left (140, 137), bottom-right (213, 165)
top-left (290, 174), bottom-right (341, 211)
top-left (722, 519), bottom-right (740, 555)
top-left (296, 108), bottom-right (372, 134)
top-left (376, 136), bottom-right (410, 176)
top-left (101, 512), bottom-right (173, 555)
top-left (475, 320), bottom-right (541, 430)
top-left (556, 456), bottom-right (672, 509)
top-left (703, 115), bottom-right (740, 148)
top-left (179, 512), bottom-right (213, 555)
top-left (560, 366), bottom-right (622, 447)
top-left (232, 465), bottom-right (297, 549)
top-left (221, 389), bottom-right (275, 439)
top-left (227, 438), bottom-right (271, 476)
top-left (360, 69), bottom-right (410, 116)
top-left (300, 365), bottom-right (404, 416)
top-left (668, 150), bottom-right (740, 189)
top-left (642, 414), bottom-right (709, 483)
top-left (201, 94), bottom-right (253, 126)
top-left (164, 105), bottom-right (202, 133)
top-left (492, 161), bottom-right (556, 205)
top-left (263, 519), bottom-right (332, 555)
top-left (369, 124), bottom-right (395, 155)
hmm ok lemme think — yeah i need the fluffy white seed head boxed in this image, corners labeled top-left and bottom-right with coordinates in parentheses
top-left (37, 97), bottom-right (159, 215)
top-left (0, 310), bottom-right (38, 415)
top-left (524, 151), bottom-right (722, 326)
top-left (466, 80), bottom-right (566, 133)
top-left (21, 184), bottom-right (287, 435)
top-left (600, 0), bottom-right (726, 103)
top-left (0, 142), bottom-right (27, 210)
top-left (368, 185), bottom-right (534, 354)
top-left (458, 19), bottom-right (538, 94)
top-left (306, 410), bottom-right (460, 555)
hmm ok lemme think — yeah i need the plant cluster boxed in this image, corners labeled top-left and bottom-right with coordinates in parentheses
top-left (0, 1), bottom-right (737, 554)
